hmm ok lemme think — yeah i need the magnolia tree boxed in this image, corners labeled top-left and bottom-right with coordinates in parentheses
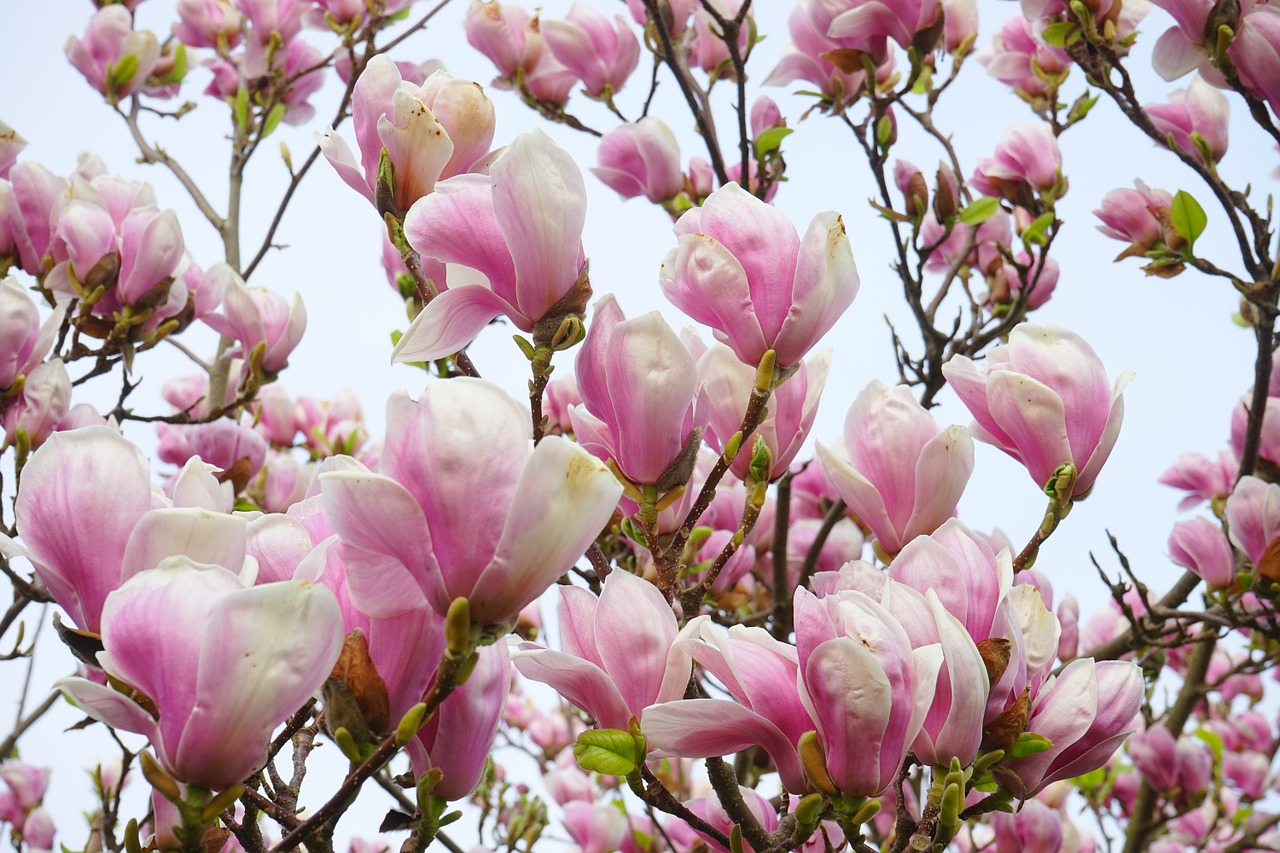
top-left (0, 0), bottom-right (1278, 851)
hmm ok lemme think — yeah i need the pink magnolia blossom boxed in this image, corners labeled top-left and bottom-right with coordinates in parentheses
top-left (56, 557), bottom-right (343, 789)
top-left (203, 37), bottom-right (325, 125)
top-left (562, 802), bottom-right (630, 853)
top-left (0, 762), bottom-right (47, 814)
top-left (1168, 517), bottom-right (1235, 588)
top-left (47, 201), bottom-right (186, 320)
top-left (751, 97), bottom-right (785, 138)
top-left (764, 0), bottom-right (885, 103)
top-left (66, 6), bottom-right (161, 99)
top-left (880, 578), bottom-right (988, 763)
top-left (237, 0), bottom-right (306, 43)
top-left (689, 0), bottom-right (751, 74)
top-left (817, 381), bottom-right (974, 554)
top-left (1094, 181), bottom-right (1174, 254)
top-left (971, 123), bottom-right (1063, 201)
top-left (990, 800), bottom-right (1064, 853)
top-left (993, 249), bottom-right (1059, 311)
top-left (0, 426), bottom-right (277, 632)
top-left (1146, 75), bottom-right (1230, 164)
top-left (660, 183), bottom-right (859, 368)
top-left (979, 16), bottom-right (1071, 99)
top-left (524, 53), bottom-right (579, 105)
top-left (0, 122), bottom-right (25, 180)
top-left (203, 273), bottom-right (305, 374)
top-left (921, 208), bottom-right (1012, 276)
top-left (174, 0), bottom-right (242, 48)
top-left (943, 324), bottom-right (1132, 497)
top-left (411, 641), bottom-right (511, 800)
top-left (1225, 475), bottom-right (1280, 566)
top-left (827, 0), bottom-right (943, 62)
top-left (1231, 5), bottom-right (1280, 116)
top-left (888, 520), bottom-right (1058, 724)
top-left (591, 118), bottom-right (684, 203)
top-left (321, 378), bottom-right (621, 624)
top-left (465, 1), bottom-right (546, 81)
top-left (794, 588), bottom-right (941, 795)
top-left (570, 295), bottom-right (701, 487)
top-left (0, 277), bottom-right (65, 392)
top-left (998, 658), bottom-right (1143, 796)
top-left (543, 5), bottom-right (640, 97)
top-left (1128, 726), bottom-right (1181, 792)
top-left (393, 130), bottom-right (589, 363)
top-left (318, 56), bottom-right (496, 214)
top-left (1160, 448), bottom-right (1238, 511)
top-left (4, 161), bottom-right (69, 277)
top-left (513, 569), bottom-right (692, 729)
top-left (701, 345), bottom-right (831, 482)
top-left (2, 359), bottom-right (70, 450)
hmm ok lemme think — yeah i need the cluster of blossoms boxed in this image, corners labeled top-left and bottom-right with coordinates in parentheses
top-left (5, 0), bottom-right (1280, 849)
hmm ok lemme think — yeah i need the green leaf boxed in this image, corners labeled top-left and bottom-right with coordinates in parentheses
top-left (1010, 731), bottom-right (1053, 758)
top-left (1071, 767), bottom-right (1106, 789)
top-left (1194, 727), bottom-right (1224, 763)
top-left (232, 84), bottom-right (250, 132)
top-left (1041, 22), bottom-right (1077, 46)
top-left (107, 53), bottom-right (139, 96)
top-left (958, 197), bottom-right (1000, 225)
top-left (260, 103), bottom-right (287, 139)
top-left (753, 126), bottom-right (793, 158)
top-left (1021, 212), bottom-right (1056, 247)
top-left (1068, 92), bottom-right (1099, 123)
top-left (1170, 189), bottom-right (1207, 249)
top-left (574, 729), bottom-right (642, 777)
top-left (160, 43), bottom-right (188, 84)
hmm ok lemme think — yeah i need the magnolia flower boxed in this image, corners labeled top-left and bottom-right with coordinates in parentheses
top-left (318, 56), bottom-right (495, 215)
top-left (203, 272), bottom-right (306, 373)
top-left (817, 381), bottom-right (973, 554)
top-left (660, 183), bottom-right (859, 368)
top-left (321, 378), bottom-right (622, 624)
top-left (57, 557), bottom-right (343, 789)
top-left (392, 130), bottom-right (590, 363)
top-left (943, 324), bottom-right (1132, 497)
top-left (514, 569), bottom-right (692, 729)
top-left (543, 4), bottom-right (640, 97)
top-left (570, 295), bottom-right (701, 487)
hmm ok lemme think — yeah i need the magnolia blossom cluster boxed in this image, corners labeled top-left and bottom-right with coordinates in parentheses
top-left (12, 0), bottom-right (1280, 849)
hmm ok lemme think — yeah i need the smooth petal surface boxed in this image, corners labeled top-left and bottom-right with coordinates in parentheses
top-left (489, 130), bottom-right (587, 319)
top-left (319, 471), bottom-right (434, 616)
top-left (474, 436), bottom-right (621, 622)
top-left (641, 699), bottom-right (809, 792)
top-left (513, 647), bottom-right (632, 729)
top-left (390, 284), bottom-right (515, 363)
top-left (120, 508), bottom-right (248, 582)
top-left (178, 577), bottom-right (343, 787)
top-left (13, 426), bottom-right (154, 631)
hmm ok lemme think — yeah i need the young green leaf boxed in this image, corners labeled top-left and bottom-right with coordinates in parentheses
top-left (1169, 190), bottom-right (1207, 249)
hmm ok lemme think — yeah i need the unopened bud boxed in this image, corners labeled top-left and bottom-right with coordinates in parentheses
top-left (798, 731), bottom-right (840, 796)
top-left (933, 166), bottom-right (959, 220)
top-left (200, 784), bottom-right (245, 823)
top-left (445, 597), bottom-right (472, 655)
top-left (907, 171), bottom-right (929, 217)
top-left (139, 751), bottom-right (181, 803)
